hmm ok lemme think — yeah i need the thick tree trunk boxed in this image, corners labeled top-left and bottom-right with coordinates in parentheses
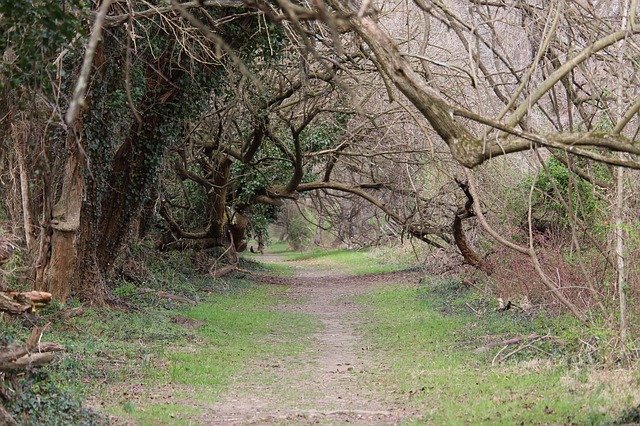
top-left (35, 139), bottom-right (84, 302)
top-left (206, 157), bottom-right (232, 240)
top-left (96, 59), bottom-right (184, 275)
top-left (73, 198), bottom-right (107, 304)
top-left (230, 211), bottom-right (249, 253)
top-left (33, 40), bottom-right (184, 303)
top-left (136, 188), bottom-right (158, 239)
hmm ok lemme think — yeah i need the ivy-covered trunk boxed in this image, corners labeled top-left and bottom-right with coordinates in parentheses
top-left (37, 38), bottom-right (186, 303)
top-left (96, 63), bottom-right (184, 275)
top-left (31, 7), bottom-right (259, 303)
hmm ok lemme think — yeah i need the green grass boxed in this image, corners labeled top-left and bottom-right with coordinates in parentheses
top-left (263, 240), bottom-right (291, 254)
top-left (167, 284), bottom-right (317, 392)
top-left (357, 278), bottom-right (636, 425)
top-left (278, 247), bottom-right (410, 275)
top-left (110, 403), bottom-right (201, 426)
top-left (1, 246), bottom-right (318, 425)
top-left (97, 282), bottom-right (317, 424)
top-left (248, 258), bottom-right (296, 276)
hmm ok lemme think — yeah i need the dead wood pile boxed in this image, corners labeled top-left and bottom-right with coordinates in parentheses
top-left (0, 236), bottom-right (65, 425)
top-left (0, 326), bottom-right (66, 425)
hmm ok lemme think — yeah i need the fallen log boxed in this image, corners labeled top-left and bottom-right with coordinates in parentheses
top-left (0, 291), bottom-right (52, 314)
top-left (9, 291), bottom-right (52, 305)
top-left (0, 326), bottom-right (65, 372)
top-left (0, 292), bottom-right (30, 315)
top-left (0, 342), bottom-right (66, 366)
top-left (0, 321), bottom-right (64, 425)
top-left (0, 353), bottom-right (55, 371)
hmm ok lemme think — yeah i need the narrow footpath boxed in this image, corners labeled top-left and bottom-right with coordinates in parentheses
top-left (202, 255), bottom-right (419, 424)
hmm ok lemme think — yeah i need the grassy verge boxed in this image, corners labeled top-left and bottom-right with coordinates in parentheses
top-left (1, 248), bottom-right (316, 425)
top-left (107, 282), bottom-right (317, 424)
top-left (358, 277), bottom-right (640, 425)
top-left (273, 246), bottom-right (411, 275)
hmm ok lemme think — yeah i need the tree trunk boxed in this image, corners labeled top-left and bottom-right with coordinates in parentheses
top-left (453, 214), bottom-right (485, 271)
top-left (96, 58), bottom-right (184, 275)
top-left (15, 137), bottom-right (34, 253)
top-left (614, 0), bottom-right (629, 356)
top-left (453, 180), bottom-right (488, 272)
top-left (34, 40), bottom-right (185, 303)
top-left (206, 156), bottom-right (232, 240)
top-left (73, 200), bottom-right (107, 304)
top-left (36, 138), bottom-right (84, 302)
top-left (230, 211), bottom-right (250, 253)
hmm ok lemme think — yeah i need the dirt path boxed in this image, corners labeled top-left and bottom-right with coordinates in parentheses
top-left (202, 256), bottom-right (420, 425)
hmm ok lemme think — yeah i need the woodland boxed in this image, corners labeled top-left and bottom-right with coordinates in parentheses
top-left (2, 0), bottom-right (640, 424)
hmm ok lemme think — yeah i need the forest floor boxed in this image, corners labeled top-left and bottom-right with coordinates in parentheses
top-left (87, 247), bottom-right (640, 425)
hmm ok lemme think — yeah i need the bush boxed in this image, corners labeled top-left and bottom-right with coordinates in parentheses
top-left (522, 156), bottom-right (607, 234)
top-left (287, 214), bottom-right (313, 251)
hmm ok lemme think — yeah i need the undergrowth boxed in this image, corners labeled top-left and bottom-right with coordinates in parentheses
top-left (358, 277), bottom-right (640, 424)
top-left (1, 246), bottom-right (316, 425)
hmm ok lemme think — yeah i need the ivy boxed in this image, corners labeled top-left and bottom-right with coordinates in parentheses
top-left (0, 0), bottom-right (87, 90)
top-left (529, 156), bottom-right (608, 231)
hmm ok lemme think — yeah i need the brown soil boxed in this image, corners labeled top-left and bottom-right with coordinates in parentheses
top-left (200, 255), bottom-right (421, 425)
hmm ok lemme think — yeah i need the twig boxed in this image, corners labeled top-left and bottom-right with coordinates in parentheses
top-left (492, 344), bottom-right (509, 366)
top-left (465, 302), bottom-right (480, 315)
top-left (497, 334), bottom-right (551, 364)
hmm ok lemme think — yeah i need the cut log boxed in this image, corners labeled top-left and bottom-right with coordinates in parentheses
top-left (0, 291), bottom-right (52, 314)
top-left (0, 293), bottom-right (30, 315)
top-left (0, 326), bottom-right (45, 363)
top-left (0, 342), bottom-right (65, 365)
top-left (0, 326), bottom-right (64, 372)
top-left (0, 353), bottom-right (55, 371)
top-left (9, 291), bottom-right (52, 305)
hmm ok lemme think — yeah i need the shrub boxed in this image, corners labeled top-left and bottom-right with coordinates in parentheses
top-left (287, 214), bottom-right (313, 251)
top-left (523, 156), bottom-right (607, 235)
